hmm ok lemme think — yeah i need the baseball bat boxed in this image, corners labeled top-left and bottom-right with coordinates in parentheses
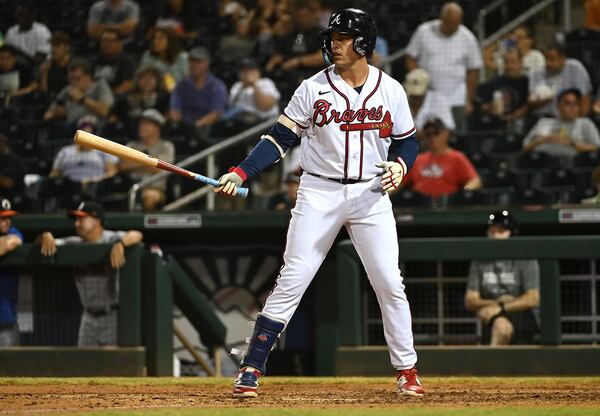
top-left (73, 130), bottom-right (249, 198)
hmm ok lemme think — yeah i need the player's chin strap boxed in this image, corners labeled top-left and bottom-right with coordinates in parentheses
top-left (230, 313), bottom-right (285, 375)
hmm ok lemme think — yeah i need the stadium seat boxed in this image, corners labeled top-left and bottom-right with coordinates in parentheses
top-left (538, 168), bottom-right (576, 204)
top-left (572, 151), bottom-right (600, 169)
top-left (447, 189), bottom-right (485, 207)
top-left (479, 169), bottom-right (518, 206)
top-left (513, 188), bottom-right (551, 206)
top-left (391, 189), bottom-right (431, 208)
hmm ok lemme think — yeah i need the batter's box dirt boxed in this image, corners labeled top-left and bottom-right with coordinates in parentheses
top-left (0, 377), bottom-right (599, 414)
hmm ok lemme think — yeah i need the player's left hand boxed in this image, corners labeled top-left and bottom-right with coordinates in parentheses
top-left (376, 161), bottom-right (404, 193)
top-left (214, 170), bottom-right (244, 197)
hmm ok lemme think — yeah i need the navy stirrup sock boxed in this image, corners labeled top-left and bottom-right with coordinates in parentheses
top-left (241, 313), bottom-right (285, 374)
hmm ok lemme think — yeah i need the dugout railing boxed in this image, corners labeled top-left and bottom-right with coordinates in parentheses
top-left (315, 236), bottom-right (600, 376)
top-left (0, 244), bottom-right (226, 377)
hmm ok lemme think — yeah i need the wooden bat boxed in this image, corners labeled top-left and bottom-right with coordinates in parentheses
top-left (73, 130), bottom-right (249, 198)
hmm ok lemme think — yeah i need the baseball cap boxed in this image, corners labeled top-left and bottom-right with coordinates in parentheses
top-left (140, 108), bottom-right (165, 126)
top-left (240, 58), bottom-right (259, 70)
top-left (0, 199), bottom-right (17, 218)
top-left (68, 201), bottom-right (105, 223)
top-left (488, 210), bottom-right (518, 233)
top-left (189, 47), bottom-right (210, 61)
top-left (76, 115), bottom-right (98, 132)
top-left (404, 69), bottom-right (430, 96)
top-left (422, 117), bottom-right (447, 133)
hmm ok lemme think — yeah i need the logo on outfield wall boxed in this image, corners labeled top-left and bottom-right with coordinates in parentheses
top-left (172, 245), bottom-right (282, 355)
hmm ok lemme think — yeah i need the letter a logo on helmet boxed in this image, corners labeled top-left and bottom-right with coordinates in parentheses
top-left (320, 8), bottom-right (377, 65)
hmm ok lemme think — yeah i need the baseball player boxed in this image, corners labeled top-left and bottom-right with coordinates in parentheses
top-left (214, 9), bottom-right (423, 398)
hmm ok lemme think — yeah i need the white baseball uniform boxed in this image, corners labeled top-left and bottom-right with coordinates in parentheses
top-left (261, 64), bottom-right (418, 370)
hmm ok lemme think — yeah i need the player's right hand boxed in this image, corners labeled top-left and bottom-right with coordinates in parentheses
top-left (213, 170), bottom-right (244, 197)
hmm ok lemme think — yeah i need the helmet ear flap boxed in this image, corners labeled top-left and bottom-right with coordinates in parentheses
top-left (354, 36), bottom-right (366, 56)
top-left (321, 33), bottom-right (333, 65)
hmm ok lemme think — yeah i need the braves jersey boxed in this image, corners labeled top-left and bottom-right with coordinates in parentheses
top-left (283, 65), bottom-right (415, 180)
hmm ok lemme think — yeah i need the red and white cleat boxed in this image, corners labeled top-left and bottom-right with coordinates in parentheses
top-left (397, 366), bottom-right (425, 396)
top-left (232, 366), bottom-right (261, 398)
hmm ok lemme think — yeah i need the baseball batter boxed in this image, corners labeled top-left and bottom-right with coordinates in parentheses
top-left (214, 9), bottom-right (424, 398)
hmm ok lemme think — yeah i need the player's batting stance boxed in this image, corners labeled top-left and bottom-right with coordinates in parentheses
top-left (214, 9), bottom-right (424, 398)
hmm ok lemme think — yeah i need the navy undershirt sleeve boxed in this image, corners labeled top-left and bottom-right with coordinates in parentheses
top-left (388, 134), bottom-right (419, 170)
top-left (237, 122), bottom-right (299, 179)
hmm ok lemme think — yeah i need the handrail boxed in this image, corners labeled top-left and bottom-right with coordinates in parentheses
top-left (481, 0), bottom-right (561, 48)
top-left (477, 0), bottom-right (510, 44)
top-left (127, 116), bottom-right (277, 211)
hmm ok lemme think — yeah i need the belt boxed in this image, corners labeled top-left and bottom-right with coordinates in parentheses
top-left (306, 172), bottom-right (374, 185)
top-left (84, 304), bottom-right (119, 317)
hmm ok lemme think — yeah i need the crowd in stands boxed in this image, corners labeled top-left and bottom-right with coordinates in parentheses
top-left (0, 0), bottom-right (599, 213)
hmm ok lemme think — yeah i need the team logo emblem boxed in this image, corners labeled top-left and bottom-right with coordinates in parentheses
top-left (332, 14), bottom-right (341, 25)
top-left (257, 334), bottom-right (268, 342)
top-left (312, 100), bottom-right (394, 138)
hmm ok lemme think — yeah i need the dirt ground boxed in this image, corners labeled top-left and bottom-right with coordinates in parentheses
top-left (1, 379), bottom-right (599, 414)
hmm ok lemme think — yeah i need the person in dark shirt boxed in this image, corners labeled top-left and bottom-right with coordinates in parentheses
top-left (269, 172), bottom-right (300, 211)
top-left (479, 48), bottom-right (529, 122)
top-left (93, 29), bottom-right (136, 96)
top-left (0, 134), bottom-right (25, 201)
top-left (0, 45), bottom-right (36, 107)
top-left (0, 199), bottom-right (23, 347)
top-left (39, 32), bottom-right (71, 102)
top-left (465, 211), bottom-right (540, 345)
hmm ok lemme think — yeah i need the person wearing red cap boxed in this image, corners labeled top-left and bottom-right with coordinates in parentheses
top-left (38, 201), bottom-right (143, 346)
top-left (0, 199), bottom-right (23, 346)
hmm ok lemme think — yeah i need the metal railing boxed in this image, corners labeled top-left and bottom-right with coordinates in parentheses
top-left (127, 117), bottom-right (277, 211)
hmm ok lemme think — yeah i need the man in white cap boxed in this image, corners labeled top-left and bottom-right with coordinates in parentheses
top-left (405, 68), bottom-right (455, 135)
top-left (120, 108), bottom-right (175, 211)
top-left (0, 199), bottom-right (23, 346)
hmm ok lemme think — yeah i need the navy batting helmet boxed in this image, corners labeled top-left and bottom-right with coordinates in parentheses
top-left (320, 8), bottom-right (377, 65)
top-left (487, 210), bottom-right (518, 234)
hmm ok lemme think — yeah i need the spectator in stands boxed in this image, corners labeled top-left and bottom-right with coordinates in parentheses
top-left (512, 26), bottom-right (545, 80)
top-left (0, 45), bottom-right (36, 107)
top-left (584, 0), bottom-right (600, 31)
top-left (44, 58), bottom-right (114, 133)
top-left (0, 199), bottom-right (23, 347)
top-left (266, 2), bottom-right (323, 95)
top-left (406, 2), bottom-right (483, 130)
top-left (483, 26), bottom-right (545, 81)
top-left (153, 0), bottom-right (198, 41)
top-left (465, 210), bottom-right (540, 345)
top-left (253, 0), bottom-right (293, 65)
top-left (39, 32), bottom-right (71, 102)
top-left (38, 201), bottom-right (143, 347)
top-left (217, 11), bottom-right (258, 64)
top-left (5, 4), bottom-right (51, 63)
top-left (529, 43), bottom-right (593, 116)
top-left (169, 47), bottom-right (228, 142)
top-left (402, 117), bottom-right (481, 198)
top-left (112, 66), bottom-right (169, 132)
top-left (405, 68), bottom-right (455, 133)
top-left (139, 28), bottom-right (189, 91)
top-left (87, 0), bottom-right (140, 42)
top-left (269, 172), bottom-right (300, 211)
top-left (523, 88), bottom-right (600, 163)
top-left (224, 58), bottom-right (280, 125)
top-left (120, 109), bottom-right (175, 211)
top-left (93, 29), bottom-right (136, 96)
top-left (593, 86), bottom-right (600, 116)
top-left (0, 134), bottom-right (25, 201)
top-left (478, 48), bottom-right (529, 123)
top-left (50, 116), bottom-right (118, 190)
top-left (581, 166), bottom-right (600, 204)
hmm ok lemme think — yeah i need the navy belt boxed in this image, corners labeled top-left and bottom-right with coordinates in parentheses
top-left (306, 172), bottom-right (374, 185)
